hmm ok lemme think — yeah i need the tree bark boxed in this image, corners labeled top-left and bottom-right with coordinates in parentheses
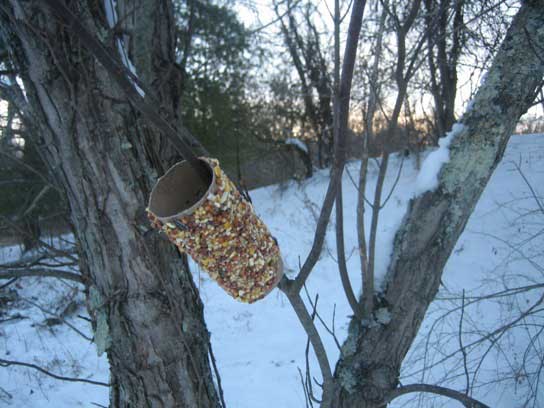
top-left (0, 1), bottom-right (220, 407)
top-left (333, 1), bottom-right (544, 406)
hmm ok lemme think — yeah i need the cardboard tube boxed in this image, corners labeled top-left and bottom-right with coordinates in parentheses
top-left (147, 158), bottom-right (283, 303)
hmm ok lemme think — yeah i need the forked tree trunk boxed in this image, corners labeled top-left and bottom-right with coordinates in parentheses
top-left (0, 1), bottom-right (220, 407)
top-left (330, 2), bottom-right (544, 407)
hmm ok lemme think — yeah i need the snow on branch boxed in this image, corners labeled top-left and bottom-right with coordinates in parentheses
top-left (103, 0), bottom-right (144, 96)
top-left (285, 137), bottom-right (309, 154)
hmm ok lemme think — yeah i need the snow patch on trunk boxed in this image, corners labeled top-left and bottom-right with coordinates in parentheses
top-left (413, 123), bottom-right (465, 196)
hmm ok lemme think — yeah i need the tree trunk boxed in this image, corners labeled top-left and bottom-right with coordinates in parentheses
top-left (0, 1), bottom-right (220, 407)
top-left (332, 2), bottom-right (544, 406)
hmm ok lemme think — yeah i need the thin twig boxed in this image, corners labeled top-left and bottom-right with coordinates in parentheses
top-left (345, 167), bottom-right (373, 207)
top-left (0, 151), bottom-right (60, 192)
top-left (305, 293), bottom-right (319, 404)
top-left (0, 268), bottom-right (83, 284)
top-left (293, 165), bottom-right (345, 292)
top-left (458, 290), bottom-right (470, 396)
top-left (21, 185), bottom-right (51, 218)
top-left (0, 278), bottom-right (18, 290)
top-left (380, 154), bottom-right (404, 209)
top-left (0, 358), bottom-right (109, 387)
top-left (249, 0), bottom-right (302, 34)
top-left (405, 293), bottom-right (544, 378)
top-left (208, 341), bottom-right (227, 408)
top-left (298, 367), bottom-right (312, 408)
top-left (512, 160), bottom-right (544, 215)
top-left (0, 386), bottom-right (13, 400)
top-left (304, 286), bottom-right (342, 351)
top-left (21, 297), bottom-right (92, 341)
top-left (0, 249), bottom-right (77, 270)
top-left (279, 279), bottom-right (332, 382)
top-left (0, 315), bottom-right (27, 324)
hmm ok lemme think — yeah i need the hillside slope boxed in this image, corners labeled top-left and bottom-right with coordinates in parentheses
top-left (1, 134), bottom-right (543, 407)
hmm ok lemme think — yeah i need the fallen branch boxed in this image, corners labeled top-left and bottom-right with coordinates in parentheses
top-left (0, 314), bottom-right (27, 324)
top-left (0, 385), bottom-right (12, 400)
top-left (0, 358), bottom-right (109, 387)
top-left (0, 268), bottom-right (83, 284)
top-left (0, 278), bottom-right (17, 290)
top-left (208, 338), bottom-right (227, 408)
top-left (0, 249), bottom-right (77, 270)
top-left (21, 296), bottom-right (92, 341)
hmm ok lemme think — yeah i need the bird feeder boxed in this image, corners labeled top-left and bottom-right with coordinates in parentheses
top-left (147, 158), bottom-right (283, 303)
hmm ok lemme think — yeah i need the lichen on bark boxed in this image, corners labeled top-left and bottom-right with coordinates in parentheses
top-left (89, 286), bottom-right (112, 356)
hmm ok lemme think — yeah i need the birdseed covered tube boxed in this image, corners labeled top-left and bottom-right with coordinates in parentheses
top-left (147, 158), bottom-right (283, 303)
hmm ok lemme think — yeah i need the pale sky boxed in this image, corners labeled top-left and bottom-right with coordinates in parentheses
top-left (233, 0), bottom-right (543, 129)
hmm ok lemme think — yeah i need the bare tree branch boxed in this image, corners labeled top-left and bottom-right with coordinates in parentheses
top-left (458, 290), bottom-right (470, 396)
top-left (0, 150), bottom-right (60, 192)
top-left (336, 182), bottom-right (362, 318)
top-left (0, 358), bottom-right (109, 387)
top-left (0, 278), bottom-right (18, 290)
top-left (208, 337), bottom-right (227, 408)
top-left (405, 293), bottom-right (544, 379)
top-left (21, 185), bottom-right (51, 218)
top-left (0, 385), bottom-right (13, 401)
top-left (20, 296), bottom-right (91, 341)
top-left (512, 160), bottom-right (544, 215)
top-left (249, 0), bottom-right (302, 34)
top-left (304, 286), bottom-right (342, 351)
top-left (288, 0), bottom-right (368, 294)
top-left (280, 279), bottom-right (332, 382)
top-left (0, 268), bottom-right (83, 284)
top-left (384, 383), bottom-right (490, 407)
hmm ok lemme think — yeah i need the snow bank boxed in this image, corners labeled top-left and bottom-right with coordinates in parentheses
top-left (2, 134), bottom-right (543, 408)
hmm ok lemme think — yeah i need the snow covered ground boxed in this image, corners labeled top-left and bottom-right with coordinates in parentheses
top-left (1, 134), bottom-right (543, 407)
